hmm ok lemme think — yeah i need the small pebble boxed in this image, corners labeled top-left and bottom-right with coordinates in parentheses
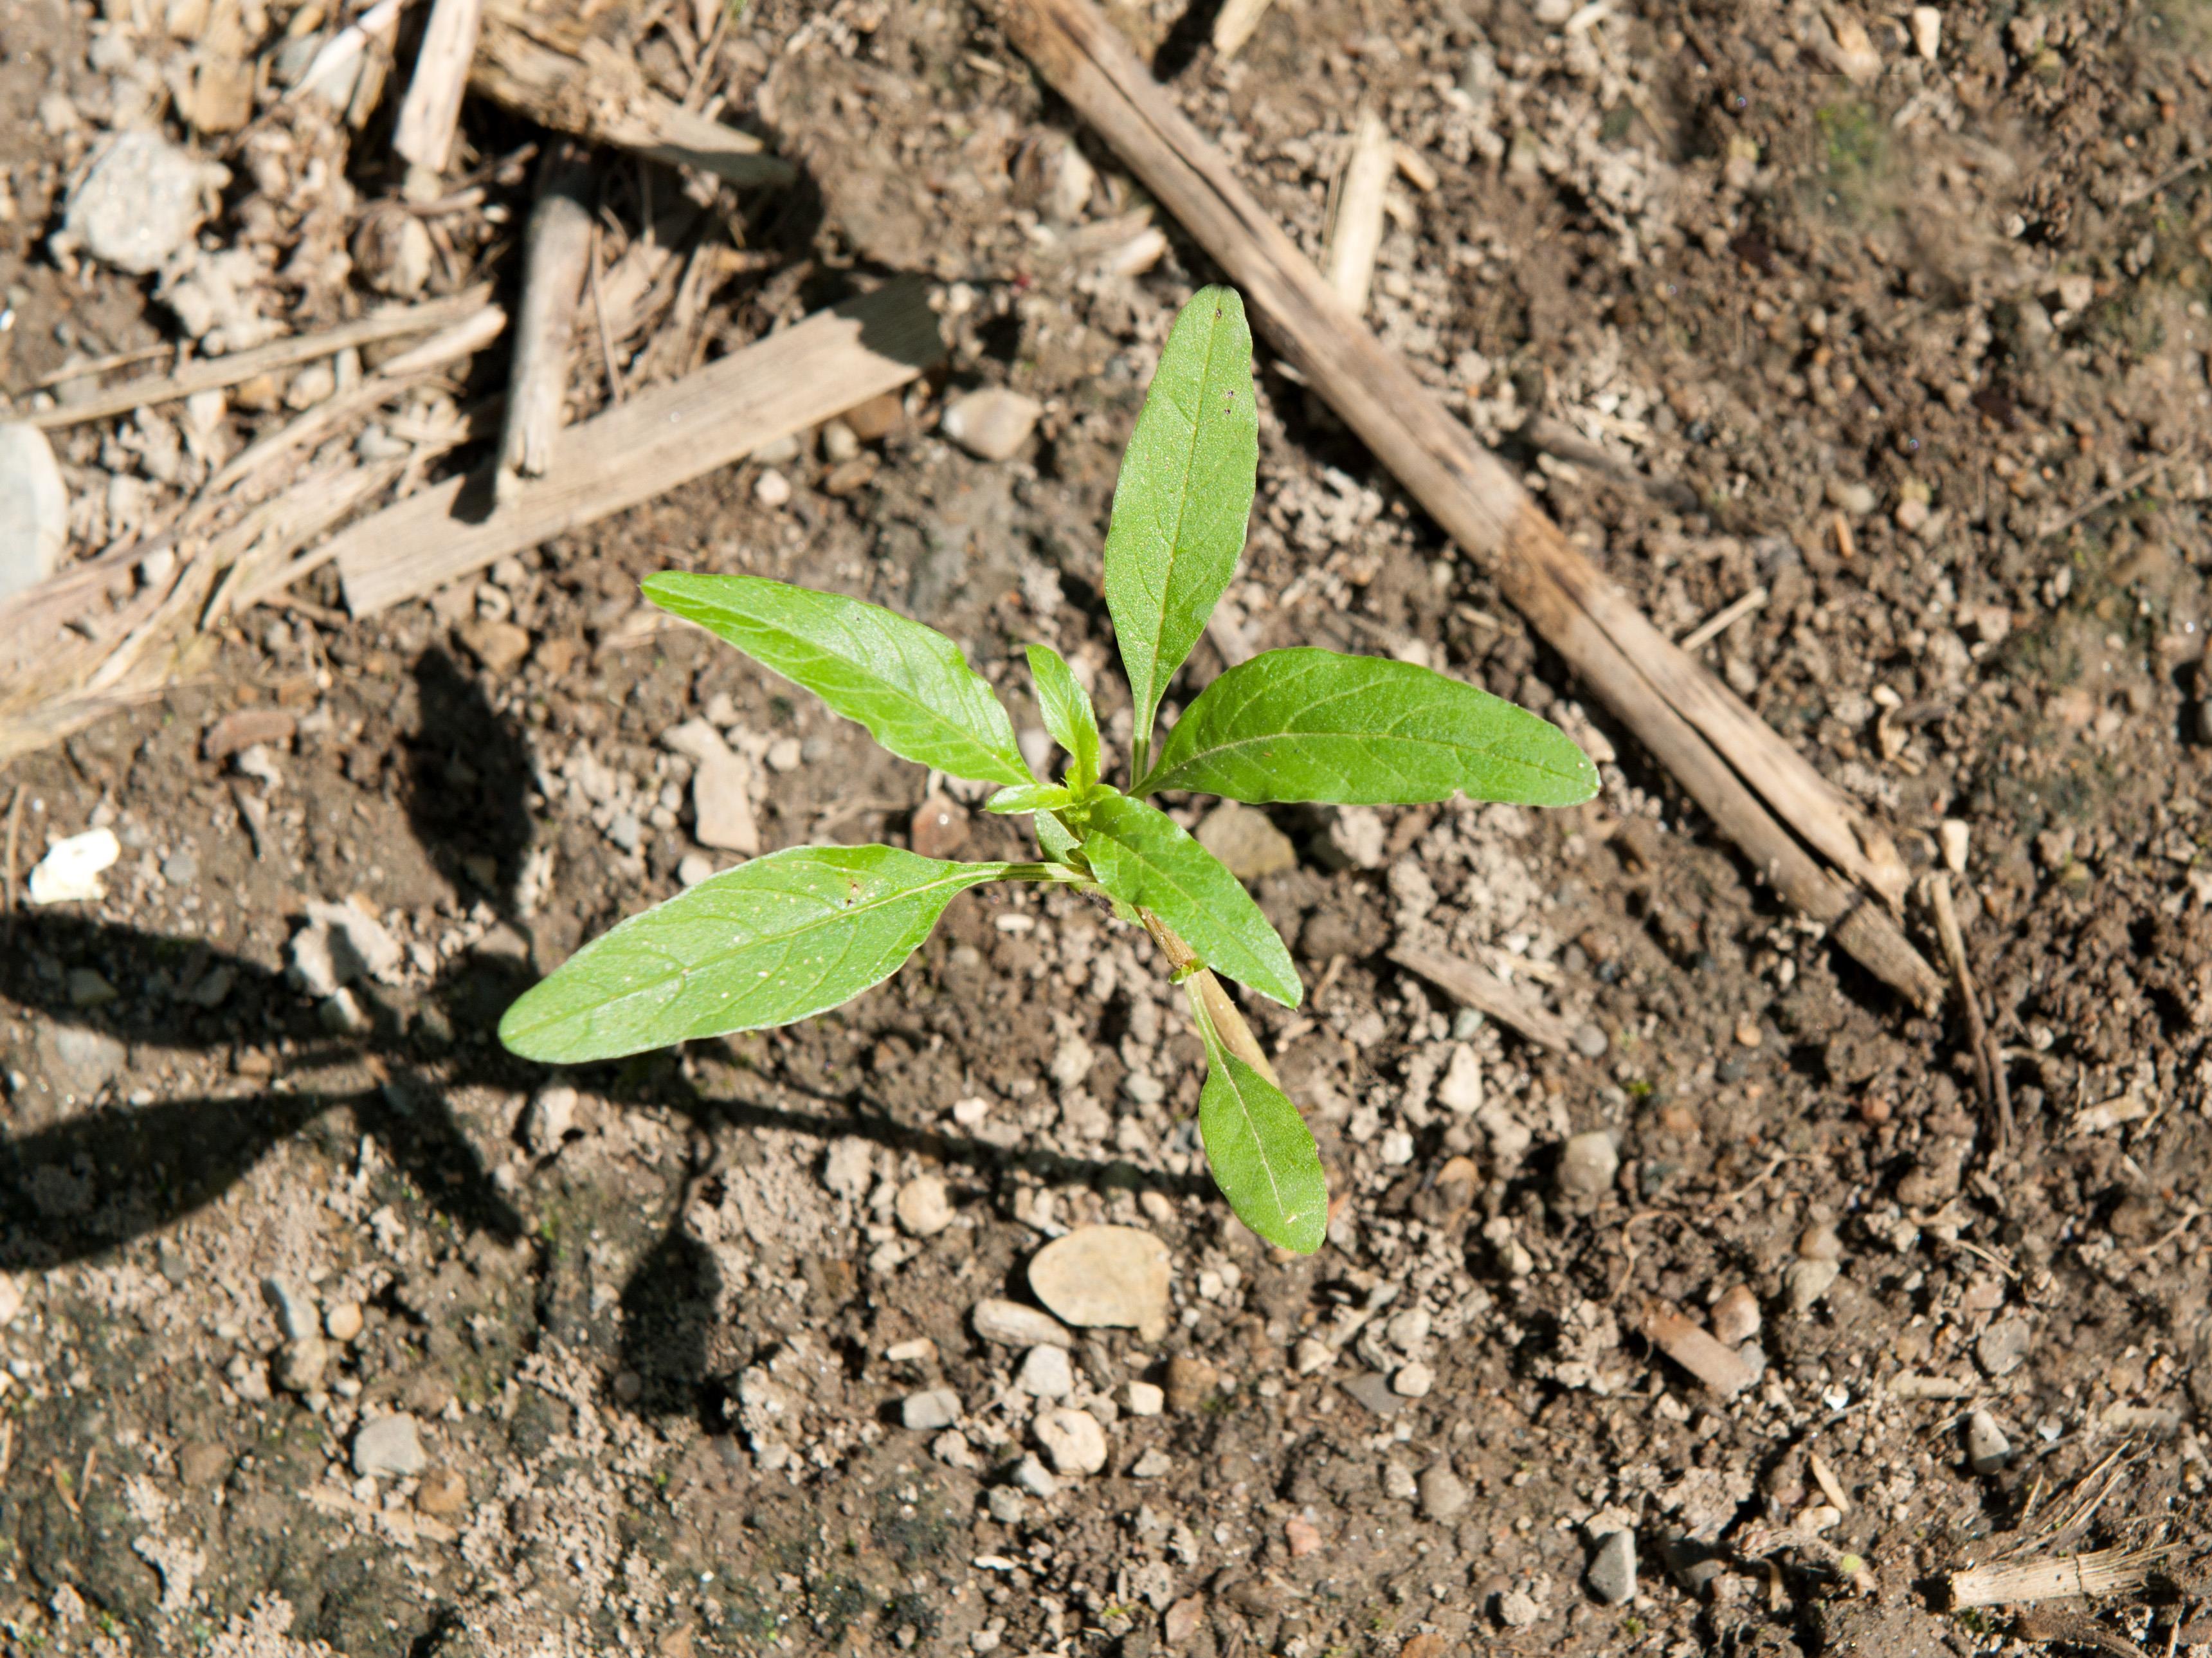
top-left (1710, 1284), bottom-right (1762, 1346)
top-left (1977, 1316), bottom-right (2033, 1378)
top-left (352, 1413), bottom-right (426, 1478)
top-left (1587, 1530), bottom-right (1636, 1605)
top-left (1555, 1131), bottom-right (1618, 1198)
top-left (940, 387), bottom-right (1042, 462)
top-left (1437, 1045), bottom-right (1483, 1115)
top-left (894, 1175), bottom-right (954, 1237)
top-left (1939, 819), bottom-right (1970, 875)
top-left (972, 1298), bottom-right (1072, 1349)
top-left (1379, 1129), bottom-right (1414, 1166)
top-left (1417, 1463), bottom-right (1469, 1522)
top-left (0, 423), bottom-right (69, 604)
top-left (902, 1389), bottom-right (961, 1432)
top-left (1034, 1406), bottom-right (1107, 1475)
top-left (754, 469), bottom-right (792, 507)
top-left (1965, 1408), bottom-right (2012, 1474)
top-left (28, 828), bottom-right (120, 906)
top-left (1194, 801), bottom-right (1296, 880)
top-left (1028, 1226), bottom-right (1172, 1342)
top-left (819, 419), bottom-right (860, 464)
top-left (986, 1486), bottom-right (1026, 1524)
top-left (324, 1302), bottom-right (364, 1343)
top-left (1391, 1362), bottom-right (1434, 1399)
top-left (1797, 1223), bottom-right (1842, 1262)
top-left (1734, 1016), bottom-right (1763, 1048)
top-left (64, 130), bottom-right (216, 274)
top-left (1130, 1448), bottom-right (1174, 1479)
top-left (1910, 4), bottom-right (1941, 58)
top-left (1125, 1380), bottom-right (1165, 1417)
top-left (1786, 1257), bottom-right (1841, 1313)
top-left (765, 736), bottom-right (804, 772)
top-left (1012, 1453), bottom-right (1060, 1499)
top-left (275, 1334), bottom-right (327, 1392)
top-left (1284, 1516), bottom-right (1323, 1558)
top-left (1015, 1344), bottom-right (1074, 1399)
top-left (1497, 1589), bottom-right (1541, 1628)
top-left (415, 1466), bottom-right (468, 1516)
top-left (1164, 1354), bottom-right (1218, 1413)
top-left (1572, 1022), bottom-right (1609, 1059)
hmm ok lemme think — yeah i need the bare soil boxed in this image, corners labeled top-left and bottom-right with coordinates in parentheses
top-left (3, 1), bottom-right (2211, 1655)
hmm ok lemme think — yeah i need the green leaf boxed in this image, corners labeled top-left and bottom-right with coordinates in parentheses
top-left (1082, 793), bottom-right (1300, 1007)
top-left (644, 572), bottom-right (1030, 787)
top-left (1034, 811), bottom-right (1083, 866)
top-left (500, 846), bottom-right (1010, 1062)
top-left (1024, 643), bottom-right (1101, 789)
top-left (986, 783), bottom-right (1074, 815)
top-left (1186, 984), bottom-right (1328, 1253)
top-left (1102, 286), bottom-right (1258, 764)
top-left (1141, 648), bottom-right (1600, 807)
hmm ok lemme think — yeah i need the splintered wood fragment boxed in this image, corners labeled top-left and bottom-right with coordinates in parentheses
top-left (1386, 942), bottom-right (1575, 1055)
top-left (994, 0), bottom-right (1941, 1012)
top-left (334, 278), bottom-right (942, 616)
top-left (1678, 585), bottom-right (1768, 652)
top-left (1946, 1546), bottom-right (2173, 1610)
top-left (472, 7), bottom-right (795, 188)
top-left (1888, 1372), bottom-right (1973, 1400)
top-left (209, 304), bottom-right (506, 493)
top-left (25, 288), bottom-right (491, 430)
top-left (1211, 0), bottom-right (1275, 58)
top-left (497, 141), bottom-right (595, 496)
top-left (1323, 111), bottom-right (1393, 315)
top-left (1926, 873), bottom-right (2013, 1153)
top-left (1641, 1304), bottom-right (1754, 1397)
top-left (392, 0), bottom-right (486, 174)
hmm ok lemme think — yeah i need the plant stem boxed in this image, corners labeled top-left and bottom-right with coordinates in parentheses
top-left (1000, 861), bottom-right (1089, 883)
top-left (1137, 909), bottom-right (1282, 1086)
top-left (1130, 733), bottom-right (1150, 786)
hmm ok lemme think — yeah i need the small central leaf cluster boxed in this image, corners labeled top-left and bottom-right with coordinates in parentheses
top-left (500, 286), bottom-right (1597, 1253)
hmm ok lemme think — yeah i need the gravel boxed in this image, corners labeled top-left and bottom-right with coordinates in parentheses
top-left (63, 130), bottom-right (219, 273)
top-left (1028, 1225), bottom-right (1172, 1340)
top-left (939, 387), bottom-right (1042, 461)
top-left (1965, 1408), bottom-right (2012, 1475)
top-left (1015, 1344), bottom-right (1074, 1399)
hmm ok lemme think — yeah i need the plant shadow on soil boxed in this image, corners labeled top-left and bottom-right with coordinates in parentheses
top-left (1, 650), bottom-right (1211, 1426)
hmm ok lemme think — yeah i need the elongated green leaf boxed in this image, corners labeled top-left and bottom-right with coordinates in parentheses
top-left (986, 783), bottom-right (1074, 815)
top-left (644, 572), bottom-right (1030, 787)
top-left (1141, 648), bottom-right (1599, 806)
top-left (1186, 983), bottom-right (1328, 1253)
top-left (500, 846), bottom-right (1010, 1062)
top-left (1103, 286), bottom-right (1258, 761)
top-left (1083, 793), bottom-right (1300, 1007)
top-left (1024, 643), bottom-right (1101, 789)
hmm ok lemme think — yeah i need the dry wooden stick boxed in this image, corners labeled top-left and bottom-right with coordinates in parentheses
top-left (1385, 941), bottom-right (1577, 1055)
top-left (24, 288), bottom-right (490, 430)
top-left (995, 0), bottom-right (1940, 1010)
top-left (333, 278), bottom-right (943, 616)
top-left (496, 141), bottom-right (595, 495)
top-left (207, 304), bottom-right (506, 494)
top-left (472, 7), bottom-right (795, 189)
top-left (1211, 0), bottom-right (1276, 58)
top-left (1927, 871), bottom-right (2014, 1154)
top-left (1323, 110), bottom-right (1392, 315)
top-left (392, 0), bottom-right (486, 174)
top-left (1946, 1546), bottom-right (2175, 1610)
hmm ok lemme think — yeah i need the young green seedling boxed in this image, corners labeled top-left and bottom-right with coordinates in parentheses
top-left (499, 286), bottom-right (1598, 1252)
